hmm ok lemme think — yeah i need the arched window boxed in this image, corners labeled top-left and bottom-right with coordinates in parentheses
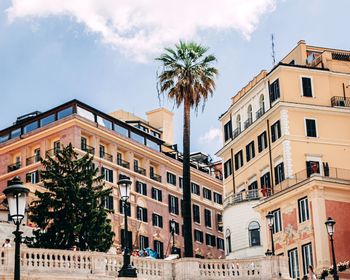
top-left (225, 228), bottom-right (232, 254)
top-left (236, 115), bottom-right (241, 132)
top-left (248, 221), bottom-right (261, 247)
top-left (247, 105), bottom-right (253, 121)
top-left (259, 94), bottom-right (265, 110)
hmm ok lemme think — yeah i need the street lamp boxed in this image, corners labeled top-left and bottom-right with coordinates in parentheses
top-left (266, 212), bottom-right (275, 256)
top-left (3, 177), bottom-right (29, 280)
top-left (170, 219), bottom-right (177, 254)
top-left (117, 175), bottom-right (137, 278)
top-left (325, 217), bottom-right (338, 280)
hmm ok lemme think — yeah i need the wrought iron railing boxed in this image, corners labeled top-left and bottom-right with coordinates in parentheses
top-left (256, 107), bottom-right (265, 120)
top-left (117, 158), bottom-right (130, 169)
top-left (81, 144), bottom-right (95, 154)
top-left (134, 166), bottom-right (146, 176)
top-left (233, 128), bottom-right (241, 138)
top-left (332, 52), bottom-right (350, 61)
top-left (7, 162), bottom-right (21, 173)
top-left (100, 152), bottom-right (113, 162)
top-left (150, 173), bottom-right (162, 182)
top-left (244, 118), bottom-right (253, 129)
top-left (26, 154), bottom-right (41, 166)
top-left (331, 96), bottom-right (350, 107)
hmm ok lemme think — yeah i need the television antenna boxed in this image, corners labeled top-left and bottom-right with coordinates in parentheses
top-left (271, 34), bottom-right (276, 66)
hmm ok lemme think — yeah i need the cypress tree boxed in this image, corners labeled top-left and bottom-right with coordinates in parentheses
top-left (27, 143), bottom-right (114, 252)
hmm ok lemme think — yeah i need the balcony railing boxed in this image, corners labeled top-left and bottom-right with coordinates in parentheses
top-left (150, 173), bottom-right (162, 182)
top-left (116, 158), bottom-right (130, 169)
top-left (7, 162), bottom-right (21, 173)
top-left (81, 144), bottom-right (95, 154)
top-left (233, 127), bottom-right (241, 138)
top-left (331, 96), bottom-right (350, 107)
top-left (134, 166), bottom-right (146, 176)
top-left (256, 107), bottom-right (265, 120)
top-left (224, 189), bottom-right (260, 208)
top-left (100, 152), bottom-right (113, 162)
top-left (26, 154), bottom-right (41, 166)
top-left (46, 148), bottom-right (61, 157)
top-left (244, 118), bottom-right (253, 129)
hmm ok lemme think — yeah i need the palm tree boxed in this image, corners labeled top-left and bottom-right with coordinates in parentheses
top-left (156, 42), bottom-right (218, 257)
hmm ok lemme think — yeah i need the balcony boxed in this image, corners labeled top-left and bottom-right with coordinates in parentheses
top-left (233, 127), bottom-right (241, 138)
top-left (26, 154), bottom-right (40, 166)
top-left (244, 118), bottom-right (253, 129)
top-left (81, 144), bottom-right (95, 154)
top-left (150, 173), bottom-right (162, 182)
top-left (331, 96), bottom-right (350, 107)
top-left (100, 152), bottom-right (113, 162)
top-left (116, 158), bottom-right (130, 169)
top-left (224, 189), bottom-right (259, 208)
top-left (134, 166), bottom-right (146, 176)
top-left (46, 148), bottom-right (61, 157)
top-left (7, 162), bottom-right (21, 173)
top-left (256, 107), bottom-right (265, 120)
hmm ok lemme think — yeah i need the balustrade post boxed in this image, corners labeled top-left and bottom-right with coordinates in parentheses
top-left (91, 252), bottom-right (106, 276)
top-left (174, 258), bottom-right (201, 280)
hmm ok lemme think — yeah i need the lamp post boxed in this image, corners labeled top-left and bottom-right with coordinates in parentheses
top-left (3, 177), bottom-right (29, 280)
top-left (266, 212), bottom-right (275, 256)
top-left (170, 219), bottom-right (176, 254)
top-left (117, 175), bottom-right (137, 278)
top-left (325, 217), bottom-right (338, 280)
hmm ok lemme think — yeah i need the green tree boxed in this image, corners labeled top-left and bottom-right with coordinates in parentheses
top-left (27, 144), bottom-right (114, 252)
top-left (156, 42), bottom-right (218, 257)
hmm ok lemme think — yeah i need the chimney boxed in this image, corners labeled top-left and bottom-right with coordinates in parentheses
top-left (146, 108), bottom-right (174, 144)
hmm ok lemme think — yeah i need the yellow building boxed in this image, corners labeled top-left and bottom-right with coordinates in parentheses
top-left (217, 40), bottom-right (350, 278)
top-left (0, 100), bottom-right (224, 259)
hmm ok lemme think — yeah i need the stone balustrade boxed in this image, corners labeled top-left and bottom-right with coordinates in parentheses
top-left (0, 247), bottom-right (290, 280)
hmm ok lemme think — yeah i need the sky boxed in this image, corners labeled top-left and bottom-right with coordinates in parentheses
top-left (0, 0), bottom-right (349, 158)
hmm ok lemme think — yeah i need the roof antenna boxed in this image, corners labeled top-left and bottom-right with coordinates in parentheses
top-left (271, 34), bottom-right (276, 66)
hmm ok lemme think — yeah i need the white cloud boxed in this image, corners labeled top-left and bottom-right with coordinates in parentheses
top-left (6, 0), bottom-right (277, 62)
top-left (200, 127), bottom-right (221, 145)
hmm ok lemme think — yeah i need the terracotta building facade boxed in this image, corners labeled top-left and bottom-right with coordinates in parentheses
top-left (0, 100), bottom-right (224, 259)
top-left (217, 40), bottom-right (350, 278)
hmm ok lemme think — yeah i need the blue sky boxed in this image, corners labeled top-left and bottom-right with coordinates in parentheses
top-left (0, 0), bottom-right (349, 157)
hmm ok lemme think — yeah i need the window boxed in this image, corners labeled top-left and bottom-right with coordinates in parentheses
top-left (179, 177), bottom-right (183, 188)
top-left (217, 238), bottom-right (224, 250)
top-left (224, 121), bottom-right (233, 142)
top-left (153, 240), bottom-right (164, 259)
top-left (151, 187), bottom-right (162, 202)
top-left (193, 204), bottom-right (200, 223)
top-left (136, 181), bottom-right (147, 196)
top-left (139, 235), bottom-right (149, 250)
top-left (203, 188), bottom-right (212, 200)
top-left (246, 141), bottom-right (255, 162)
top-left (11, 128), bottom-right (21, 139)
top-left (130, 131), bottom-right (145, 145)
top-left (191, 182), bottom-right (200, 195)
top-left (169, 220), bottom-right (180, 234)
top-left (23, 121), bottom-right (38, 134)
top-left (120, 200), bottom-right (131, 216)
top-left (298, 197), bottom-right (309, 223)
top-left (146, 139), bottom-right (160, 151)
top-left (302, 243), bottom-right (313, 276)
top-left (194, 229), bottom-right (203, 243)
top-left (217, 213), bottom-right (223, 232)
top-left (167, 172), bottom-right (176, 185)
top-left (258, 131), bottom-right (267, 152)
top-left (271, 120), bottom-right (281, 142)
top-left (248, 221), bottom-right (261, 246)
top-left (104, 196), bottom-right (114, 211)
top-left (152, 214), bottom-right (163, 228)
top-left (302, 77), bottom-right (313, 97)
top-left (102, 167), bottom-right (113, 183)
top-left (81, 137), bottom-right (87, 150)
top-left (224, 159), bottom-right (232, 179)
top-left (53, 140), bottom-right (60, 152)
top-left (204, 209), bottom-right (212, 228)
top-left (234, 150), bottom-right (243, 170)
top-left (137, 206), bottom-right (148, 222)
top-left (97, 116), bottom-right (113, 130)
top-left (99, 144), bottom-right (105, 158)
top-left (306, 161), bottom-right (320, 177)
top-left (247, 105), bottom-right (253, 122)
top-left (269, 79), bottom-right (280, 103)
top-left (305, 119), bottom-right (317, 137)
top-left (288, 248), bottom-right (300, 279)
top-left (272, 209), bottom-right (282, 234)
top-left (274, 162), bottom-right (285, 185)
top-left (168, 195), bottom-right (179, 215)
top-left (114, 123), bottom-right (129, 137)
top-left (214, 192), bottom-right (223, 204)
top-left (57, 107), bottom-right (73, 119)
top-left (40, 114), bottom-right (55, 126)
top-left (26, 170), bottom-right (40, 184)
top-left (225, 229), bottom-right (232, 255)
top-left (151, 131), bottom-right (161, 138)
top-left (205, 234), bottom-right (216, 247)
top-left (260, 172), bottom-right (271, 189)
top-left (0, 134), bottom-right (9, 143)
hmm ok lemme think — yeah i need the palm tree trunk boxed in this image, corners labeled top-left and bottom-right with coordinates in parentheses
top-left (183, 95), bottom-right (193, 257)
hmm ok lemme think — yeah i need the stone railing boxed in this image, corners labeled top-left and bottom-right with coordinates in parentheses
top-left (0, 247), bottom-right (290, 280)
